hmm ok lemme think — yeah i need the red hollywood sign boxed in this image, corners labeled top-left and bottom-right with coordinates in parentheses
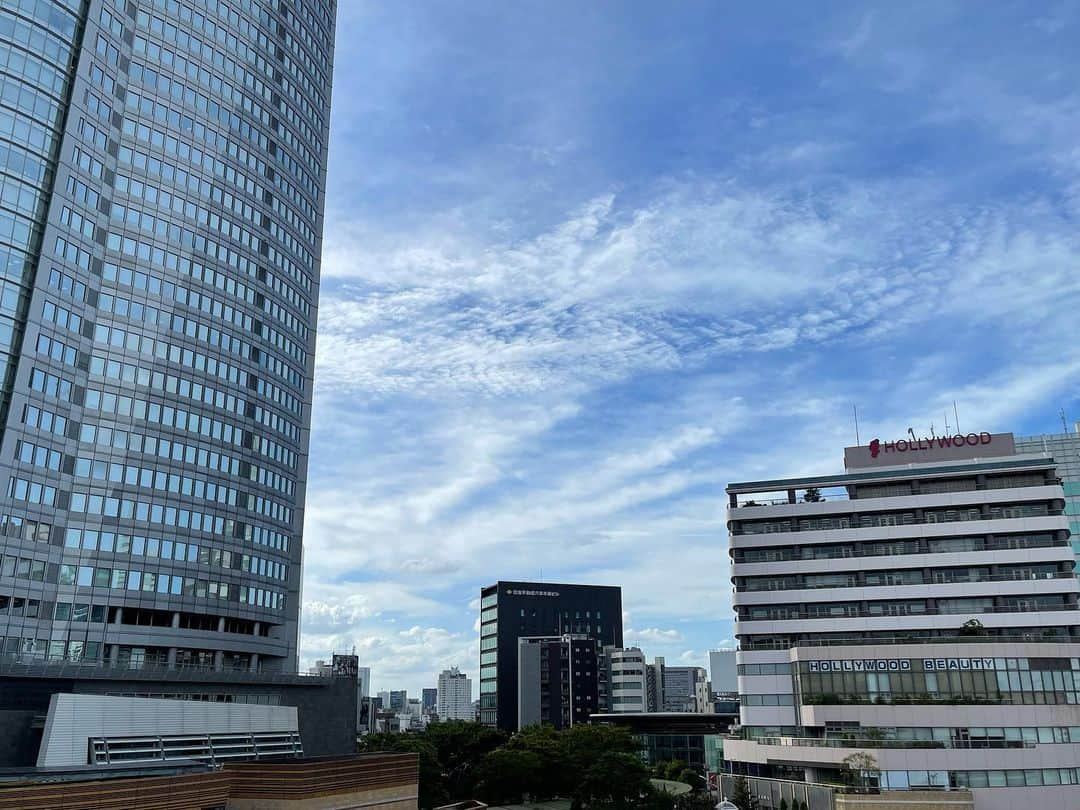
top-left (869, 431), bottom-right (993, 458)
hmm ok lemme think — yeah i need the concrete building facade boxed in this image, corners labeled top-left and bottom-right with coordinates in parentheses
top-left (709, 649), bottom-right (737, 695)
top-left (604, 646), bottom-right (649, 713)
top-left (723, 431), bottom-right (1080, 810)
top-left (517, 634), bottom-right (600, 729)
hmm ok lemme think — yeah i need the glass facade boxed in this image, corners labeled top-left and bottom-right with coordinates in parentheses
top-left (797, 656), bottom-right (1080, 706)
top-left (1016, 431), bottom-right (1080, 563)
top-left (0, 0), bottom-right (334, 672)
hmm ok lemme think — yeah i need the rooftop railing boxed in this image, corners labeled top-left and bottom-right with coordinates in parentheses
top-left (738, 633), bottom-right (1077, 650)
top-left (737, 735), bottom-right (1037, 750)
top-left (0, 657), bottom-right (334, 683)
top-left (737, 571), bottom-right (1076, 593)
top-left (738, 603), bottom-right (1078, 622)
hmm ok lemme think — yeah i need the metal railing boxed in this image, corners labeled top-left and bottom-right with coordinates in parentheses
top-left (742, 736), bottom-right (1036, 750)
top-left (732, 509), bottom-right (1064, 534)
top-left (0, 657), bottom-right (334, 684)
top-left (738, 571), bottom-right (1075, 593)
top-left (739, 603), bottom-right (1078, 621)
top-left (739, 633), bottom-right (1077, 650)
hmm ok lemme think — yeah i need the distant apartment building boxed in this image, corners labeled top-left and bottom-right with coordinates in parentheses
top-left (709, 649), bottom-right (737, 696)
top-left (604, 646), bottom-right (650, 713)
top-left (437, 667), bottom-right (473, 721)
top-left (723, 431), bottom-right (1080, 810)
top-left (662, 663), bottom-right (710, 712)
top-left (479, 581), bottom-right (622, 730)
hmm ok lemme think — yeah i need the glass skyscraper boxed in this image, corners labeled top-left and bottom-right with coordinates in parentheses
top-left (0, 0), bottom-right (334, 673)
top-left (1017, 426), bottom-right (1080, 567)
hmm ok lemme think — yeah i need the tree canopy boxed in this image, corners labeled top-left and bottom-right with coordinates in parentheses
top-left (361, 721), bottom-right (690, 809)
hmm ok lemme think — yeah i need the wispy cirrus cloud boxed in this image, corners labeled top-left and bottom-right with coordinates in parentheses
top-left (303, 1), bottom-right (1080, 693)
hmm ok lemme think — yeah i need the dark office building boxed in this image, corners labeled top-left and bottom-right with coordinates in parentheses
top-left (389, 689), bottom-right (407, 712)
top-left (518, 634), bottom-right (601, 730)
top-left (479, 581), bottom-right (622, 731)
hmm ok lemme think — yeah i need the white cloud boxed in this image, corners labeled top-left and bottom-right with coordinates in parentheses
top-left (626, 627), bottom-right (684, 645)
top-left (298, 6), bottom-right (1080, 695)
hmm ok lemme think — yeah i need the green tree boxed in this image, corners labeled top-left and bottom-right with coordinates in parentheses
top-left (959, 618), bottom-right (986, 636)
top-left (478, 747), bottom-right (544, 805)
top-left (841, 751), bottom-right (880, 793)
top-left (425, 720), bottom-right (508, 799)
top-left (675, 768), bottom-right (701, 789)
top-left (662, 760), bottom-right (689, 781)
top-left (505, 723), bottom-right (570, 798)
top-left (574, 751), bottom-right (654, 809)
top-left (729, 775), bottom-right (757, 810)
top-left (359, 732), bottom-right (447, 809)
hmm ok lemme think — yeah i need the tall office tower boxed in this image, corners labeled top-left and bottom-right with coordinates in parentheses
top-left (479, 581), bottom-right (622, 730)
top-left (436, 667), bottom-right (473, 721)
top-left (723, 431), bottom-right (1080, 810)
top-left (0, 0), bottom-right (335, 673)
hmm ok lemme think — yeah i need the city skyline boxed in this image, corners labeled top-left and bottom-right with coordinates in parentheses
top-left (300, 1), bottom-right (1080, 695)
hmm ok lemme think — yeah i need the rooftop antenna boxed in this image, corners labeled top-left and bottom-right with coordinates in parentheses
top-left (853, 404), bottom-right (860, 445)
top-left (944, 411), bottom-right (951, 434)
top-left (1061, 409), bottom-right (1069, 434)
top-left (907, 427), bottom-right (917, 441)
top-left (929, 423), bottom-right (936, 439)
top-left (953, 401), bottom-right (961, 434)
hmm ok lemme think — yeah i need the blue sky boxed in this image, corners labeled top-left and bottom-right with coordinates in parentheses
top-left (299, 1), bottom-right (1080, 694)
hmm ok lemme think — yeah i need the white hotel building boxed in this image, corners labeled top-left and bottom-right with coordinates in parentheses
top-left (723, 433), bottom-right (1080, 810)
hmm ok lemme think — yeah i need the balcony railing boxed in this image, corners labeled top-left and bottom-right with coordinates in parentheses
top-left (0, 656), bottom-right (333, 683)
top-left (738, 603), bottom-right (1078, 622)
top-left (738, 632), bottom-right (1077, 650)
top-left (737, 571), bottom-right (1075, 593)
top-left (799, 692), bottom-right (1073, 707)
top-left (739, 735), bottom-right (1037, 750)
top-left (732, 509), bottom-right (1064, 536)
